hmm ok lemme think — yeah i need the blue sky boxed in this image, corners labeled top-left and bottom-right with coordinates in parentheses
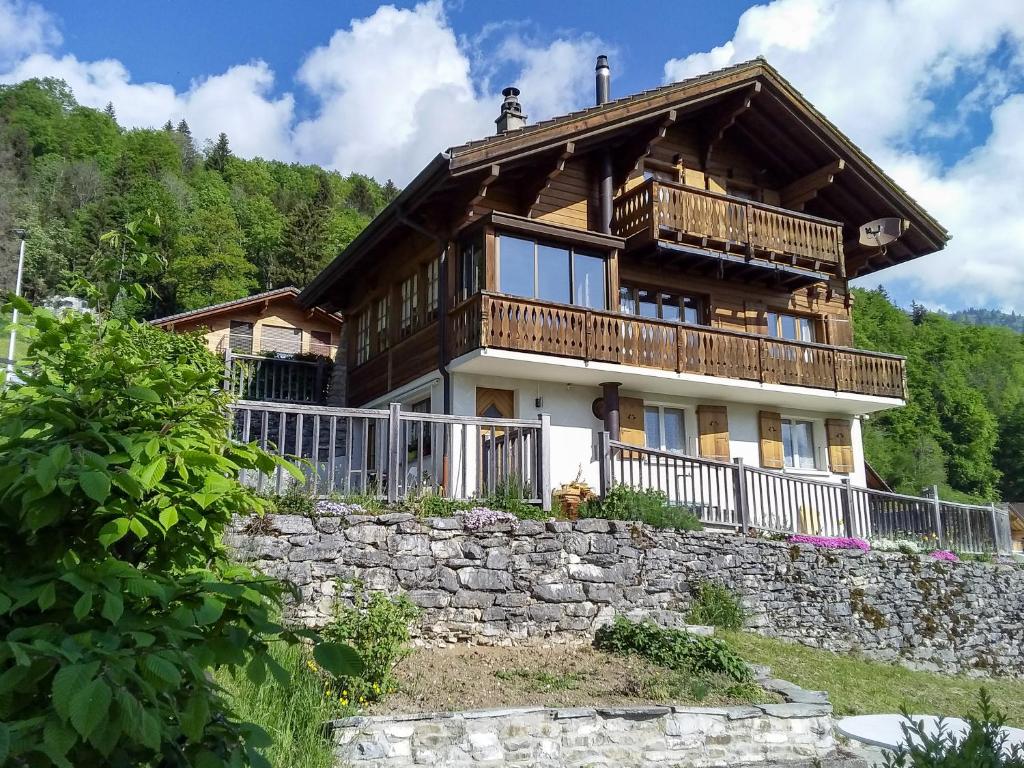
top-left (3, 0), bottom-right (1024, 311)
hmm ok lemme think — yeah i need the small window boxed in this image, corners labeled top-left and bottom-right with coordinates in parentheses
top-left (620, 285), bottom-right (705, 325)
top-left (375, 297), bottom-right (389, 352)
top-left (355, 311), bottom-right (371, 365)
top-left (781, 418), bottom-right (816, 469)
top-left (406, 397), bottom-right (432, 460)
top-left (310, 330), bottom-right (332, 357)
top-left (229, 321), bottom-right (253, 354)
top-left (644, 405), bottom-right (686, 453)
top-left (767, 312), bottom-right (816, 342)
top-left (260, 325), bottom-right (301, 355)
top-left (425, 258), bottom-right (439, 319)
top-left (458, 232), bottom-right (484, 302)
top-left (400, 274), bottom-right (418, 336)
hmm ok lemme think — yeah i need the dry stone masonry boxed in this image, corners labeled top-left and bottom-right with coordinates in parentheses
top-left (226, 513), bottom-right (1024, 676)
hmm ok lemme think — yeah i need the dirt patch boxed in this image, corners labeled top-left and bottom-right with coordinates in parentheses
top-left (369, 644), bottom-right (776, 714)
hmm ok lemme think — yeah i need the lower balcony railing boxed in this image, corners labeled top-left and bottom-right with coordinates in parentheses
top-left (449, 292), bottom-right (906, 399)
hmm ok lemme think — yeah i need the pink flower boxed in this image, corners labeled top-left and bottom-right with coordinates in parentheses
top-left (789, 535), bottom-right (870, 551)
top-left (929, 549), bottom-right (959, 562)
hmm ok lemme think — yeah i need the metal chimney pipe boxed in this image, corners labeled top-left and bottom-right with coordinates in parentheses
top-left (595, 55), bottom-right (613, 234)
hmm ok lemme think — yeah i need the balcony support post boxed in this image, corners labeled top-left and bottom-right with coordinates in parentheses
top-left (600, 381), bottom-right (621, 441)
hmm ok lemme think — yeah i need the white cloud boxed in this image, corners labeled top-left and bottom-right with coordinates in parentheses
top-left (664, 0), bottom-right (1024, 309)
top-left (0, 0), bottom-right (60, 67)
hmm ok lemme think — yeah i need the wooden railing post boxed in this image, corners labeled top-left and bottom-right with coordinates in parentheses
top-left (387, 402), bottom-right (401, 503)
top-left (598, 431), bottom-right (612, 497)
top-left (538, 413), bottom-right (552, 511)
top-left (584, 310), bottom-right (593, 361)
top-left (929, 484), bottom-right (945, 549)
top-left (732, 457), bottom-right (750, 535)
top-left (841, 479), bottom-right (856, 538)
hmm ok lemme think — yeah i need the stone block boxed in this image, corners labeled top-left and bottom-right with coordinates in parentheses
top-left (458, 567), bottom-right (511, 591)
top-left (532, 583), bottom-right (586, 603)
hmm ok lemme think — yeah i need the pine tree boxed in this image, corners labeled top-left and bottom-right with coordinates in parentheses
top-left (175, 119), bottom-right (198, 171)
top-left (205, 132), bottom-right (232, 173)
top-left (911, 301), bottom-right (928, 326)
top-left (162, 120), bottom-right (174, 132)
top-left (103, 102), bottom-right (116, 121)
top-left (381, 179), bottom-right (400, 205)
top-left (273, 172), bottom-right (333, 288)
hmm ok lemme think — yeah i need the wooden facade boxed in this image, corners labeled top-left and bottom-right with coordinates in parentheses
top-left (300, 59), bottom-right (946, 407)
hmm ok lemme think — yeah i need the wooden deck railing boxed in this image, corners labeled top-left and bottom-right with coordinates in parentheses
top-left (613, 178), bottom-right (846, 274)
top-left (450, 293), bottom-right (906, 399)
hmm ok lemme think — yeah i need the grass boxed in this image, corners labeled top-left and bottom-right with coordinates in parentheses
top-left (726, 631), bottom-right (1024, 726)
top-left (494, 667), bottom-right (585, 692)
top-left (217, 643), bottom-right (339, 768)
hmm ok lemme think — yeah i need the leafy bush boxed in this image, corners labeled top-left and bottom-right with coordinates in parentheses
top-left (0, 296), bottom-right (358, 766)
top-left (270, 486), bottom-right (317, 517)
top-left (882, 689), bottom-right (1024, 767)
top-left (321, 591), bottom-right (420, 705)
top-left (687, 582), bottom-right (746, 630)
top-left (580, 485), bottom-right (703, 531)
top-left (594, 617), bottom-right (752, 683)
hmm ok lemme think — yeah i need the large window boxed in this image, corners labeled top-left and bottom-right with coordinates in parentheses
top-left (261, 324), bottom-right (301, 356)
top-left (355, 310), bottom-right (370, 365)
top-left (400, 274), bottom-right (418, 337)
top-left (458, 232), bottom-right (484, 302)
top-left (620, 286), bottom-right (705, 325)
top-left (496, 234), bottom-right (606, 309)
top-left (425, 258), bottom-right (439, 319)
top-left (644, 405), bottom-right (686, 453)
top-left (781, 418), bottom-right (816, 469)
top-left (228, 321), bottom-right (253, 354)
top-left (768, 311), bottom-right (816, 342)
top-left (375, 297), bottom-right (389, 352)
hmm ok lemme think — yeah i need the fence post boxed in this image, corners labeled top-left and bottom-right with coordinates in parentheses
top-left (929, 484), bottom-right (945, 549)
top-left (223, 347), bottom-right (233, 394)
top-left (387, 402), bottom-right (401, 504)
top-left (989, 502), bottom-right (1001, 554)
top-left (539, 413), bottom-right (552, 512)
top-left (841, 479), bottom-right (856, 538)
top-left (598, 431), bottom-right (612, 497)
top-left (732, 457), bottom-right (750, 535)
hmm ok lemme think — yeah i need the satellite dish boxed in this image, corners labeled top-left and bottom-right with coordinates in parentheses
top-left (858, 217), bottom-right (906, 248)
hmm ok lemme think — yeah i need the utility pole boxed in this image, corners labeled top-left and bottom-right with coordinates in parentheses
top-left (6, 228), bottom-right (27, 376)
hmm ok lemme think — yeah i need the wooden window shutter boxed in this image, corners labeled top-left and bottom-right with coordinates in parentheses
top-left (697, 405), bottom-right (730, 462)
top-left (619, 397), bottom-right (645, 447)
top-left (758, 411), bottom-right (785, 469)
top-left (826, 314), bottom-right (854, 347)
top-left (826, 418), bottom-right (855, 474)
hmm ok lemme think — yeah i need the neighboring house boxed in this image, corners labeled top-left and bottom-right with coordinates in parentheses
top-left (152, 287), bottom-right (344, 404)
top-left (1007, 504), bottom-right (1024, 553)
top-left (297, 57), bottom-right (947, 493)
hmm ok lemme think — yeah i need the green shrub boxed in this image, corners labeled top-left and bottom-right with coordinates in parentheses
top-left (687, 582), bottom-right (746, 630)
top-left (322, 592), bottom-right (420, 705)
top-left (271, 486), bottom-right (317, 516)
top-left (580, 485), bottom-right (703, 531)
top-left (882, 689), bottom-right (1024, 767)
top-left (594, 617), bottom-right (751, 683)
top-left (485, 474), bottom-right (539, 517)
top-left (0, 266), bottom-right (358, 763)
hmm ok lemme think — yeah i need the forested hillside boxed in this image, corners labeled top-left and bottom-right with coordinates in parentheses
top-left (0, 78), bottom-right (397, 318)
top-left (944, 308), bottom-right (1024, 334)
top-left (853, 288), bottom-right (1024, 503)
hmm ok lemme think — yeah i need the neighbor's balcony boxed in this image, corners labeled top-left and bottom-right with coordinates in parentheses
top-left (613, 178), bottom-right (846, 279)
top-left (448, 292), bottom-right (906, 399)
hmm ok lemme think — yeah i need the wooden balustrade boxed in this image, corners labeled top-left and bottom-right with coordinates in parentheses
top-left (613, 178), bottom-right (845, 272)
top-left (450, 293), bottom-right (906, 399)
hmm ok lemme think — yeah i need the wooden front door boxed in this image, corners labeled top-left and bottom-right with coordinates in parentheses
top-left (475, 388), bottom-right (515, 495)
top-left (476, 387), bottom-right (515, 418)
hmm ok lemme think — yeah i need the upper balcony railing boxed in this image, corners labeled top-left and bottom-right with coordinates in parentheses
top-left (449, 292), bottom-right (906, 400)
top-left (613, 178), bottom-right (846, 275)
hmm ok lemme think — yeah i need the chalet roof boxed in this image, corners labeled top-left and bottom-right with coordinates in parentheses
top-left (300, 57), bottom-right (948, 310)
top-left (151, 286), bottom-right (343, 328)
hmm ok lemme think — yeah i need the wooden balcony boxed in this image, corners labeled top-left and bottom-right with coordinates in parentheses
top-left (613, 179), bottom-right (846, 281)
top-left (449, 293), bottom-right (906, 399)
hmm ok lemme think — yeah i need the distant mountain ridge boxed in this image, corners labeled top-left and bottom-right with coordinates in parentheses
top-left (942, 308), bottom-right (1024, 333)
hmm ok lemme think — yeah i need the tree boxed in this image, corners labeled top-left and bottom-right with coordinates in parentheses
top-left (272, 171), bottom-right (333, 288)
top-left (346, 173), bottom-right (378, 217)
top-left (175, 119), bottom-right (199, 171)
top-left (205, 131), bottom-right (232, 173)
top-left (161, 119), bottom-right (173, 131)
top-left (103, 101), bottom-right (116, 121)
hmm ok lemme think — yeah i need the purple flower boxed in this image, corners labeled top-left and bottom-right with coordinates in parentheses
top-left (316, 500), bottom-right (366, 516)
top-left (463, 507), bottom-right (517, 531)
top-left (789, 535), bottom-right (870, 551)
top-left (929, 549), bottom-right (959, 562)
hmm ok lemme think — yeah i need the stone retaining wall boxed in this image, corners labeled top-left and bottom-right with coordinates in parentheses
top-left (226, 513), bottom-right (1024, 676)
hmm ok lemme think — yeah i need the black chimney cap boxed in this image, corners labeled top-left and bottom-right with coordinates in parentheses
top-left (596, 55), bottom-right (609, 71)
top-left (502, 86), bottom-right (521, 98)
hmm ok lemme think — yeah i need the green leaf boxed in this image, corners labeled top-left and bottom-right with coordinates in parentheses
top-left (69, 678), bottom-right (112, 738)
top-left (138, 711), bottom-right (161, 751)
top-left (195, 596), bottom-right (225, 625)
top-left (111, 471), bottom-right (143, 499)
top-left (127, 385), bottom-right (160, 403)
top-left (101, 591), bottom-right (124, 624)
top-left (179, 693), bottom-right (210, 740)
top-left (36, 455), bottom-right (58, 492)
top-left (139, 456), bottom-right (167, 488)
top-left (44, 717), bottom-right (78, 757)
top-left (37, 581), bottom-right (56, 610)
top-left (53, 662), bottom-right (100, 721)
top-left (73, 591), bottom-right (92, 620)
top-left (10, 294), bottom-right (32, 313)
top-left (50, 443), bottom-right (72, 471)
top-left (0, 722), bottom-right (8, 766)
top-left (0, 593), bottom-right (10, 615)
top-left (128, 516), bottom-right (148, 539)
top-left (79, 471), bottom-right (111, 503)
top-left (313, 642), bottom-right (363, 678)
top-left (97, 517), bottom-right (130, 547)
top-left (158, 506), bottom-right (179, 530)
top-left (143, 654), bottom-right (181, 686)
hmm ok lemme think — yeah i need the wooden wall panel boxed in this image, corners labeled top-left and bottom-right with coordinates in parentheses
top-left (535, 159), bottom-right (590, 230)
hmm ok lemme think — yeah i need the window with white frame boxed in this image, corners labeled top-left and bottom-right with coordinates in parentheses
top-left (400, 274), bottom-right (418, 336)
top-left (644, 405), bottom-right (686, 453)
top-left (767, 311), bottom-right (816, 342)
top-left (425, 258), bottom-right (439, 319)
top-left (375, 297), bottom-right (389, 352)
top-left (355, 310), bottom-right (370, 365)
top-left (781, 418), bottom-right (816, 469)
